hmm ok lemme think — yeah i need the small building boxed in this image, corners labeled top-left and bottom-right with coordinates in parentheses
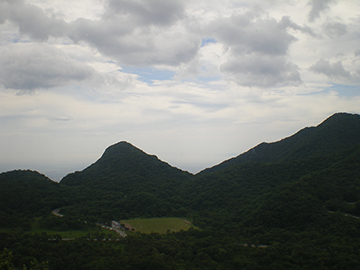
top-left (111, 221), bottom-right (121, 230)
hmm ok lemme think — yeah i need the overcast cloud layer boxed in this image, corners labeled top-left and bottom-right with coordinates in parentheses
top-left (1, 0), bottom-right (360, 180)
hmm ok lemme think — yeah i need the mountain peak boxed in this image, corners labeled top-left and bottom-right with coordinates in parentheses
top-left (95, 141), bottom-right (160, 168)
top-left (318, 112), bottom-right (360, 128)
top-left (60, 141), bottom-right (191, 190)
top-left (201, 112), bottom-right (360, 174)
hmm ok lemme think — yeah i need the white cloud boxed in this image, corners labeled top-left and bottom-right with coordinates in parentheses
top-left (0, 0), bottom-right (67, 41)
top-left (309, 58), bottom-right (359, 84)
top-left (0, 43), bottom-right (94, 90)
top-left (307, 0), bottom-right (335, 22)
top-left (203, 9), bottom-right (317, 87)
top-left (104, 0), bottom-right (185, 26)
top-left (221, 53), bottom-right (301, 87)
top-left (209, 12), bottom-right (295, 55)
top-left (68, 15), bottom-right (200, 67)
top-left (322, 21), bottom-right (347, 38)
top-left (0, 0), bottom-right (360, 178)
top-left (0, 42), bottom-right (135, 94)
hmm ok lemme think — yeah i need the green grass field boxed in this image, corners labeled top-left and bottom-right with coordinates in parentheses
top-left (120, 217), bottom-right (194, 234)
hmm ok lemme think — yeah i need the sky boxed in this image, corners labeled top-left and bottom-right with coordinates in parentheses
top-left (1, 0), bottom-right (360, 181)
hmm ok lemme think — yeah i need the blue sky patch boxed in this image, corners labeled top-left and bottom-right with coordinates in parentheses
top-left (201, 38), bottom-right (216, 47)
top-left (329, 84), bottom-right (360, 98)
top-left (121, 67), bottom-right (175, 84)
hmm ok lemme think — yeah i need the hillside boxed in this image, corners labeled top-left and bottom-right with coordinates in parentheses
top-left (200, 112), bottom-right (360, 174)
top-left (59, 113), bottom-right (360, 223)
top-left (0, 170), bottom-right (67, 217)
top-left (61, 141), bottom-right (191, 193)
top-left (1, 112), bottom-right (360, 269)
top-left (60, 141), bottom-right (192, 219)
top-left (0, 170), bottom-right (73, 229)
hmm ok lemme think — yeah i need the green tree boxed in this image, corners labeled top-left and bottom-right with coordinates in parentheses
top-left (0, 249), bottom-right (14, 270)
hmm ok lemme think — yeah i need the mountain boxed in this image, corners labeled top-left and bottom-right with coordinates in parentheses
top-left (183, 143), bottom-right (360, 230)
top-left (176, 112), bottom-right (360, 233)
top-left (200, 112), bottom-right (360, 174)
top-left (58, 113), bottom-right (360, 221)
top-left (0, 170), bottom-right (74, 229)
top-left (61, 141), bottom-right (191, 193)
top-left (60, 141), bottom-right (192, 219)
top-left (2, 112), bottom-right (360, 269)
top-left (0, 170), bottom-right (66, 216)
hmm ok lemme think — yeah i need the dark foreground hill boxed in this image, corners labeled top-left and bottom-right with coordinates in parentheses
top-left (0, 170), bottom-right (66, 217)
top-left (0, 170), bottom-right (74, 230)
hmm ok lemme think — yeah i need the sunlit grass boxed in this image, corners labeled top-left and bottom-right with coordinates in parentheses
top-left (120, 217), bottom-right (194, 234)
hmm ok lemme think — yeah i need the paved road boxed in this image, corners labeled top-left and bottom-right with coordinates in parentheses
top-left (51, 208), bottom-right (127, 238)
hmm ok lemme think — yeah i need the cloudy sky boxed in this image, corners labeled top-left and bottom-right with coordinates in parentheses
top-left (1, 0), bottom-right (360, 180)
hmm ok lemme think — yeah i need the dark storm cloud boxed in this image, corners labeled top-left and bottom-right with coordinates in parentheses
top-left (0, 43), bottom-right (94, 90)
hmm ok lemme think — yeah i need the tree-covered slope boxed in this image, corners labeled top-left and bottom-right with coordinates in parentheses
top-left (58, 114), bottom-right (360, 222)
top-left (0, 170), bottom-right (75, 229)
top-left (201, 112), bottom-right (360, 174)
top-left (59, 141), bottom-right (193, 219)
top-left (2, 113), bottom-right (360, 269)
top-left (61, 141), bottom-right (192, 194)
top-left (183, 143), bottom-right (360, 240)
top-left (0, 170), bottom-right (69, 217)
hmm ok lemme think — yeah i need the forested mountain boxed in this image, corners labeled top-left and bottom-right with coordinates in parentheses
top-left (0, 170), bottom-right (67, 217)
top-left (55, 111), bottom-right (360, 233)
top-left (61, 141), bottom-right (191, 193)
top-left (1, 112), bottom-right (360, 269)
top-left (200, 112), bottom-right (360, 174)
top-left (59, 141), bottom-right (192, 220)
top-left (0, 170), bottom-right (73, 230)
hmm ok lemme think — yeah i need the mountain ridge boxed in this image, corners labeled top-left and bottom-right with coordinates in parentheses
top-left (199, 112), bottom-right (360, 174)
top-left (59, 112), bottom-right (360, 191)
top-left (2, 112), bottom-right (360, 269)
top-left (60, 140), bottom-right (192, 195)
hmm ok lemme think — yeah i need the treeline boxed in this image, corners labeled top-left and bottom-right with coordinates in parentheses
top-left (2, 227), bottom-right (360, 270)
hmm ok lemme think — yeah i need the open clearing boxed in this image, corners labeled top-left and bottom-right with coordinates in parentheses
top-left (120, 217), bottom-right (194, 234)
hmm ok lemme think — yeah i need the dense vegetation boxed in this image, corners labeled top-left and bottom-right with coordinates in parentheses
top-left (1, 112), bottom-right (360, 269)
